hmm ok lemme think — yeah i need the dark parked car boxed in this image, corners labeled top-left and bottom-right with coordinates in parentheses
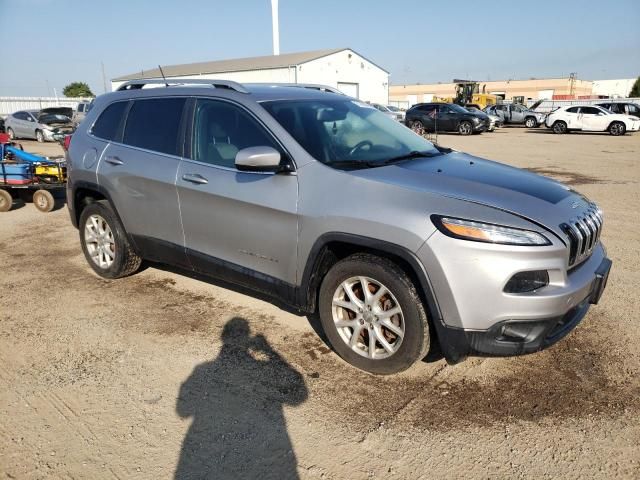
top-left (596, 102), bottom-right (640, 119)
top-left (405, 103), bottom-right (489, 135)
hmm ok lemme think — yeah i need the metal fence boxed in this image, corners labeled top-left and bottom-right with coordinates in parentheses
top-left (0, 96), bottom-right (92, 117)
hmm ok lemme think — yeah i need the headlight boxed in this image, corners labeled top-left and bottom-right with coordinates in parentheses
top-left (432, 216), bottom-right (551, 246)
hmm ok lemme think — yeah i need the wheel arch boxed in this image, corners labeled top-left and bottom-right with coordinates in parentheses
top-left (72, 181), bottom-right (140, 254)
top-left (298, 233), bottom-right (443, 325)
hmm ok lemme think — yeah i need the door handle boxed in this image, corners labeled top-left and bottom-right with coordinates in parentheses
top-left (105, 156), bottom-right (124, 166)
top-left (182, 173), bottom-right (208, 185)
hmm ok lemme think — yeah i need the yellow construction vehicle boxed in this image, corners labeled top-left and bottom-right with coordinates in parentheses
top-left (434, 80), bottom-right (497, 109)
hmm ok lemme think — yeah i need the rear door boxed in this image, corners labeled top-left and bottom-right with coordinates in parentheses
top-left (177, 97), bottom-right (299, 285)
top-left (564, 106), bottom-right (582, 129)
top-left (96, 96), bottom-right (189, 267)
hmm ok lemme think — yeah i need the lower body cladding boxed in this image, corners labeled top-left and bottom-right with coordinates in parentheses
top-left (417, 232), bottom-right (611, 362)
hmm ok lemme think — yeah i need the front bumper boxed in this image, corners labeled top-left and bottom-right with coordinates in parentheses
top-left (416, 230), bottom-right (612, 362)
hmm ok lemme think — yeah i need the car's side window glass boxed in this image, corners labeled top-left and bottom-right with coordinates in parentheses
top-left (192, 99), bottom-right (280, 168)
top-left (581, 107), bottom-right (600, 115)
top-left (123, 98), bottom-right (186, 156)
top-left (628, 104), bottom-right (639, 114)
top-left (567, 107), bottom-right (580, 113)
top-left (91, 101), bottom-right (128, 142)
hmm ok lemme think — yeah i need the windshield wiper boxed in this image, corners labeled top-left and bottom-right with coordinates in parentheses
top-left (380, 150), bottom-right (442, 165)
top-left (323, 159), bottom-right (379, 169)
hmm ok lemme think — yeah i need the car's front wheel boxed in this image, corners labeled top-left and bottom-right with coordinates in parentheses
top-left (458, 121), bottom-right (473, 135)
top-left (35, 130), bottom-right (44, 143)
top-left (609, 121), bottom-right (626, 136)
top-left (552, 121), bottom-right (567, 134)
top-left (525, 117), bottom-right (537, 128)
top-left (318, 254), bottom-right (430, 374)
top-left (79, 201), bottom-right (142, 279)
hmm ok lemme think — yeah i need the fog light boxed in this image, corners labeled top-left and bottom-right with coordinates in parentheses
top-left (504, 270), bottom-right (549, 293)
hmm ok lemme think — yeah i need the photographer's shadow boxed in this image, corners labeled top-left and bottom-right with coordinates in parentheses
top-left (175, 317), bottom-right (308, 480)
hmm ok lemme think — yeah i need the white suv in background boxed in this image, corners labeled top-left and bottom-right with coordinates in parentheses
top-left (545, 105), bottom-right (640, 136)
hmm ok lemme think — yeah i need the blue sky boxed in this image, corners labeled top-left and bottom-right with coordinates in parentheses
top-left (1, 0), bottom-right (638, 96)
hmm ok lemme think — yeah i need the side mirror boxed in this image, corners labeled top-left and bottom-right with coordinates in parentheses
top-left (235, 146), bottom-right (282, 172)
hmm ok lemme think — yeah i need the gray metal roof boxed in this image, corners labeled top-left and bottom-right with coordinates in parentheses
top-left (113, 48), bottom-right (367, 82)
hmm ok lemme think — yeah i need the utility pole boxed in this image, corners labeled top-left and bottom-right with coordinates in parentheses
top-left (101, 61), bottom-right (108, 93)
top-left (271, 0), bottom-right (280, 55)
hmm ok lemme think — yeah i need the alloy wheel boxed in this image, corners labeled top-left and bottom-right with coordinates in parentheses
top-left (84, 214), bottom-right (115, 269)
top-left (331, 276), bottom-right (405, 360)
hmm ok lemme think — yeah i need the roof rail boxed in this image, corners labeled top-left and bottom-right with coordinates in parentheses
top-left (116, 78), bottom-right (249, 93)
top-left (275, 83), bottom-right (345, 95)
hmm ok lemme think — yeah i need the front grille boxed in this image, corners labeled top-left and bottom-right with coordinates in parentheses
top-left (561, 203), bottom-right (603, 268)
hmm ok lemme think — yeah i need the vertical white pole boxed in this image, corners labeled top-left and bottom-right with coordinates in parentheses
top-left (271, 0), bottom-right (280, 55)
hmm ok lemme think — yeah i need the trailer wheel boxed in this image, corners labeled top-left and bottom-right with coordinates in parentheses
top-left (33, 190), bottom-right (55, 212)
top-left (0, 190), bottom-right (12, 212)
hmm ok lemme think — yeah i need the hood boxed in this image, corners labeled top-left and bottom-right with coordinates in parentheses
top-left (350, 151), bottom-right (588, 237)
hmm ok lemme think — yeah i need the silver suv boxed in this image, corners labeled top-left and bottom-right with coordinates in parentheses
top-left (66, 79), bottom-right (612, 374)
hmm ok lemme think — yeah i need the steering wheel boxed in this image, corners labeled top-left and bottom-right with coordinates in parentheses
top-left (348, 140), bottom-right (373, 157)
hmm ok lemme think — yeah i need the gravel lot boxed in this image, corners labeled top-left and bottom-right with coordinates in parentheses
top-left (1, 128), bottom-right (639, 479)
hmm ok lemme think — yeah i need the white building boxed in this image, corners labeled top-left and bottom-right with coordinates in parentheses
top-left (111, 48), bottom-right (390, 104)
top-left (592, 78), bottom-right (637, 98)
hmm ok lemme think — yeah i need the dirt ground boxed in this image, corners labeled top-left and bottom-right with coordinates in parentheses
top-left (1, 128), bottom-right (639, 479)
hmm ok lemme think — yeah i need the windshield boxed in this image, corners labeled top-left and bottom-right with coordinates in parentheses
top-left (387, 105), bottom-right (400, 112)
top-left (262, 99), bottom-right (440, 167)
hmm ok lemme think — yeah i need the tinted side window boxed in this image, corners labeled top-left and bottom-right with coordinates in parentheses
top-left (92, 101), bottom-right (128, 141)
top-left (418, 105), bottom-right (436, 113)
top-left (191, 99), bottom-right (279, 168)
top-left (628, 104), bottom-right (640, 114)
top-left (566, 107), bottom-right (580, 113)
top-left (580, 107), bottom-right (601, 115)
top-left (123, 98), bottom-right (186, 156)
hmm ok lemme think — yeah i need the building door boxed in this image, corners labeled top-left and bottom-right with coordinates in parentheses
top-left (337, 82), bottom-right (359, 98)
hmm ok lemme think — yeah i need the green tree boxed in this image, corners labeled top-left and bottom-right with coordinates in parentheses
top-left (629, 77), bottom-right (640, 98)
top-left (62, 82), bottom-right (94, 98)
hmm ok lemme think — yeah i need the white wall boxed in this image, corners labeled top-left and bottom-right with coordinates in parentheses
top-left (111, 68), bottom-right (295, 91)
top-left (592, 78), bottom-right (636, 98)
top-left (296, 50), bottom-right (389, 104)
top-left (111, 49), bottom-right (390, 104)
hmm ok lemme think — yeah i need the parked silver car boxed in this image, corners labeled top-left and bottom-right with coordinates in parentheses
top-left (5, 108), bottom-right (75, 142)
top-left (484, 104), bottom-right (546, 127)
top-left (66, 79), bottom-right (611, 374)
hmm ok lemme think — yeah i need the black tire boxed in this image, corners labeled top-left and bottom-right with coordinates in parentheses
top-left (7, 127), bottom-right (15, 140)
top-left (35, 130), bottom-right (44, 143)
top-left (552, 121), bottom-right (567, 134)
top-left (318, 253), bottom-right (430, 375)
top-left (525, 117), bottom-right (537, 128)
top-left (79, 200), bottom-right (142, 279)
top-left (32, 189), bottom-right (54, 212)
top-left (609, 121), bottom-right (626, 136)
top-left (0, 189), bottom-right (12, 212)
top-left (458, 121), bottom-right (473, 135)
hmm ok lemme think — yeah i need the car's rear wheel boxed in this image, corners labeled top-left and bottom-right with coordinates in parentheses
top-left (0, 189), bottom-right (12, 212)
top-left (410, 120), bottom-right (425, 136)
top-left (525, 117), bottom-right (537, 128)
top-left (32, 189), bottom-right (55, 212)
top-left (7, 128), bottom-right (15, 140)
top-left (79, 200), bottom-right (142, 279)
top-left (35, 130), bottom-right (44, 143)
top-left (318, 253), bottom-right (430, 374)
top-left (458, 121), bottom-right (473, 135)
top-left (552, 121), bottom-right (567, 134)
top-left (609, 121), bottom-right (626, 136)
